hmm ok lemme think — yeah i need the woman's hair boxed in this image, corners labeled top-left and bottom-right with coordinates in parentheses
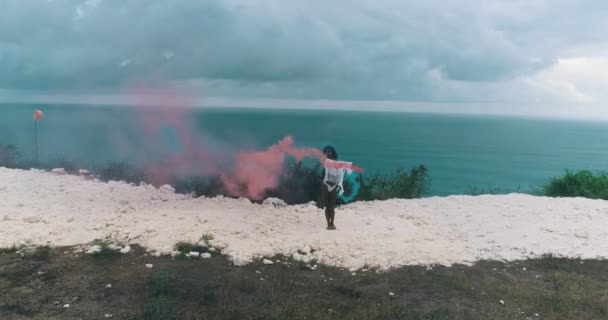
top-left (322, 145), bottom-right (338, 160)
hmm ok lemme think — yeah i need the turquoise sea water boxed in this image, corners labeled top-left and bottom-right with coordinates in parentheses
top-left (2, 103), bottom-right (608, 196)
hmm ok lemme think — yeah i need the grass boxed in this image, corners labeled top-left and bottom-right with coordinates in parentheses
top-left (2, 245), bottom-right (608, 319)
top-left (142, 297), bottom-right (176, 320)
top-left (173, 233), bottom-right (215, 258)
top-left (0, 246), bottom-right (50, 258)
top-left (0, 246), bottom-right (18, 254)
top-left (173, 242), bottom-right (204, 257)
top-left (89, 238), bottom-right (120, 259)
top-left (148, 256), bottom-right (606, 319)
top-left (144, 268), bottom-right (178, 319)
top-left (30, 246), bottom-right (51, 260)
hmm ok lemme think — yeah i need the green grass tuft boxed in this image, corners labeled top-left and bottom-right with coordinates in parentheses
top-left (200, 233), bottom-right (214, 247)
top-left (90, 238), bottom-right (119, 258)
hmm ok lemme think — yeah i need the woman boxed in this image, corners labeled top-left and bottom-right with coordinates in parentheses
top-left (321, 145), bottom-right (339, 230)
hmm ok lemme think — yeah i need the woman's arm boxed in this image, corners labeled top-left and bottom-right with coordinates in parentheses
top-left (324, 159), bottom-right (364, 173)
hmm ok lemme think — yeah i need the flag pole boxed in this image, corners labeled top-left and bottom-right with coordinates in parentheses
top-left (33, 109), bottom-right (43, 164)
top-left (34, 119), bottom-right (38, 164)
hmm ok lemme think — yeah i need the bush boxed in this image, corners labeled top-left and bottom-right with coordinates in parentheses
top-left (97, 161), bottom-right (146, 184)
top-left (1, 144), bottom-right (431, 203)
top-left (544, 170), bottom-right (608, 199)
top-left (264, 161), bottom-right (323, 205)
top-left (357, 165), bottom-right (431, 201)
top-left (175, 176), bottom-right (227, 198)
top-left (0, 144), bottom-right (21, 168)
top-left (266, 162), bottom-right (431, 204)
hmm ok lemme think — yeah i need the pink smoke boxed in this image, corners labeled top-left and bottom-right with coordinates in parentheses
top-left (121, 83), bottom-right (325, 198)
top-left (221, 136), bottom-right (325, 199)
top-left (126, 85), bottom-right (216, 184)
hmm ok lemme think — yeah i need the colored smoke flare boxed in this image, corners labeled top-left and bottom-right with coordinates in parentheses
top-left (122, 82), bottom-right (362, 202)
top-left (221, 135), bottom-right (326, 200)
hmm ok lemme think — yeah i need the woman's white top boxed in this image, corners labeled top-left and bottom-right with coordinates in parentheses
top-left (323, 159), bottom-right (353, 194)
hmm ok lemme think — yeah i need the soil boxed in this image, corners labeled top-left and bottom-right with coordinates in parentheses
top-left (2, 246), bottom-right (608, 320)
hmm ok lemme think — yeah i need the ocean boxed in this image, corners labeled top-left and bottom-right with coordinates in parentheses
top-left (2, 103), bottom-right (608, 196)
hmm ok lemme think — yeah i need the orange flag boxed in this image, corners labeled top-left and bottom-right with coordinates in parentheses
top-left (33, 109), bottom-right (43, 121)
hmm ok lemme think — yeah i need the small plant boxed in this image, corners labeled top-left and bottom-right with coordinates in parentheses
top-left (92, 238), bottom-right (112, 248)
top-left (173, 241), bottom-right (207, 258)
top-left (172, 233), bottom-right (214, 259)
top-left (91, 238), bottom-right (119, 258)
top-left (174, 242), bottom-right (195, 257)
top-left (200, 233), bottom-right (214, 247)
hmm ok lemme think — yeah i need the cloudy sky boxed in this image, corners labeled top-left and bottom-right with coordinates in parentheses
top-left (1, 0), bottom-right (607, 118)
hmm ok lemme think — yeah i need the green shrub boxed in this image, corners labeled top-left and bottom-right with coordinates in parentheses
top-left (357, 165), bottom-right (431, 201)
top-left (264, 160), bottom-right (323, 205)
top-left (2, 145), bottom-right (432, 203)
top-left (97, 161), bottom-right (146, 184)
top-left (544, 170), bottom-right (608, 199)
top-left (173, 241), bottom-right (208, 258)
top-left (175, 176), bottom-right (227, 198)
